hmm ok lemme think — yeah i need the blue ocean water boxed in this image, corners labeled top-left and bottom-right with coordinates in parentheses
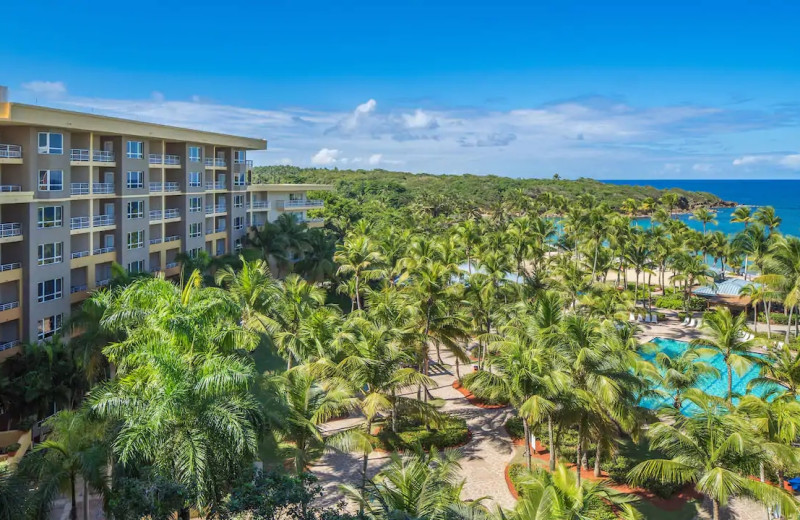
top-left (638, 337), bottom-right (771, 415)
top-left (606, 179), bottom-right (800, 237)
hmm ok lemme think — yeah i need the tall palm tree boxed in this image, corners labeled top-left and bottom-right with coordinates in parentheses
top-left (660, 192), bottom-right (679, 219)
top-left (754, 206), bottom-right (782, 236)
top-left (334, 234), bottom-right (384, 310)
top-left (214, 257), bottom-right (281, 334)
top-left (748, 343), bottom-right (800, 399)
top-left (272, 274), bottom-right (327, 368)
top-left (643, 343), bottom-right (719, 410)
top-left (628, 391), bottom-right (798, 520)
top-left (737, 395), bottom-right (800, 487)
top-left (66, 290), bottom-right (118, 385)
top-left (763, 235), bottom-right (800, 344)
top-left (691, 208), bottom-right (717, 236)
top-left (693, 307), bottom-right (760, 403)
top-left (731, 206), bottom-right (752, 278)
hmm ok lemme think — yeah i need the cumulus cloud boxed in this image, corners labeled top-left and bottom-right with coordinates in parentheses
top-left (402, 109), bottom-right (438, 130)
top-left (733, 153), bottom-right (800, 170)
top-left (311, 148), bottom-right (340, 166)
top-left (21, 80), bottom-right (67, 97)
top-left (368, 154), bottom-right (383, 165)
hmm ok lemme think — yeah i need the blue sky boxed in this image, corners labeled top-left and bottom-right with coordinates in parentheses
top-left (3, 0), bottom-right (799, 178)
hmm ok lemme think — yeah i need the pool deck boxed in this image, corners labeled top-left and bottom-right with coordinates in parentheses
top-left (633, 309), bottom-right (704, 344)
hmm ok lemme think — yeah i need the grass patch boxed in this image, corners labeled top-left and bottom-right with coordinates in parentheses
top-left (373, 414), bottom-right (469, 451)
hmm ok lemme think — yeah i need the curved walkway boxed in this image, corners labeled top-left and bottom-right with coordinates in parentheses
top-left (312, 350), bottom-right (517, 511)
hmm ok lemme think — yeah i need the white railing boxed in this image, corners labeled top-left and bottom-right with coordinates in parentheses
top-left (71, 250), bottom-right (89, 259)
top-left (93, 246), bottom-right (115, 255)
top-left (149, 237), bottom-right (162, 245)
top-left (93, 150), bottom-right (114, 162)
top-left (70, 285), bottom-right (87, 294)
top-left (71, 216), bottom-right (90, 229)
top-left (163, 208), bottom-right (180, 219)
top-left (303, 217), bottom-right (325, 224)
top-left (70, 149), bottom-right (91, 162)
top-left (205, 205), bottom-right (216, 214)
top-left (215, 227), bottom-right (226, 233)
top-left (205, 181), bottom-right (226, 190)
top-left (165, 261), bottom-right (178, 269)
top-left (0, 185), bottom-right (21, 192)
top-left (214, 205), bottom-right (226, 213)
top-left (204, 158), bottom-right (226, 167)
top-left (149, 182), bottom-right (163, 192)
top-left (71, 182), bottom-right (90, 195)
top-left (0, 223), bottom-right (21, 237)
top-left (164, 182), bottom-right (179, 192)
top-left (0, 340), bottom-right (20, 352)
top-left (93, 214), bottom-right (114, 227)
top-left (164, 235), bottom-right (180, 242)
top-left (149, 210), bottom-right (162, 220)
top-left (0, 301), bottom-right (19, 311)
top-left (0, 144), bottom-right (22, 159)
top-left (164, 155), bottom-right (180, 165)
top-left (93, 182), bottom-right (114, 194)
top-left (149, 153), bottom-right (163, 164)
top-left (249, 201), bottom-right (270, 209)
top-left (96, 278), bottom-right (111, 287)
top-left (284, 199), bottom-right (324, 208)
top-left (0, 262), bottom-right (21, 272)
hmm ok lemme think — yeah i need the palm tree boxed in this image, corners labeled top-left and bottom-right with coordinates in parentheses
top-left (731, 206), bottom-right (753, 279)
top-left (763, 235), bottom-right (800, 344)
top-left (334, 234), bottom-right (384, 310)
top-left (691, 208), bottom-right (717, 236)
top-left (693, 307), bottom-right (760, 402)
top-left (628, 391), bottom-right (799, 520)
top-left (737, 395), bottom-right (800, 488)
top-left (248, 213), bottom-right (311, 275)
top-left (271, 274), bottom-right (327, 368)
top-left (66, 290), bottom-right (118, 384)
top-left (660, 192), bottom-right (679, 219)
top-left (754, 206), bottom-right (781, 236)
top-left (454, 219), bottom-right (481, 273)
top-left (295, 227), bottom-right (338, 283)
top-left (644, 343), bottom-right (719, 410)
top-left (214, 256), bottom-right (281, 334)
top-left (749, 343), bottom-right (800, 398)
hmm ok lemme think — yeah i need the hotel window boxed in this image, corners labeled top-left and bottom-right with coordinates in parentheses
top-left (126, 141), bottom-right (143, 159)
top-left (188, 247), bottom-right (203, 258)
top-left (38, 170), bottom-right (63, 191)
top-left (189, 223), bottom-right (202, 238)
top-left (188, 146), bottom-right (201, 162)
top-left (37, 132), bottom-right (63, 154)
top-left (234, 174), bottom-right (246, 186)
top-left (128, 260), bottom-right (144, 274)
top-left (37, 242), bottom-right (63, 265)
top-left (37, 278), bottom-right (63, 303)
top-left (127, 200), bottom-right (144, 219)
top-left (37, 206), bottom-right (63, 228)
top-left (127, 230), bottom-right (144, 250)
top-left (233, 195), bottom-right (244, 208)
top-left (189, 197), bottom-right (202, 212)
top-left (234, 150), bottom-right (246, 163)
top-left (38, 314), bottom-right (63, 340)
top-left (126, 171), bottom-right (143, 189)
top-left (188, 171), bottom-right (201, 187)
top-left (234, 238), bottom-right (242, 251)
top-left (233, 216), bottom-right (244, 230)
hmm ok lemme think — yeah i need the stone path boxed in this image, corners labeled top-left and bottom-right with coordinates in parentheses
top-left (312, 350), bottom-right (517, 511)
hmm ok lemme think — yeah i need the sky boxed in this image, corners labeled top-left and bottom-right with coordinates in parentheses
top-left (2, 0), bottom-right (799, 179)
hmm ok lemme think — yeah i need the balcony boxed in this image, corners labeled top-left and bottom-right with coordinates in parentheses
top-left (93, 214), bottom-right (115, 227)
top-left (205, 181), bottom-right (226, 191)
top-left (0, 223), bottom-right (21, 238)
top-left (248, 201), bottom-right (270, 211)
top-left (93, 182), bottom-right (114, 194)
top-left (164, 235), bottom-right (180, 243)
top-left (71, 250), bottom-right (90, 259)
top-left (149, 237), bottom-right (162, 245)
top-left (0, 301), bottom-right (19, 312)
top-left (149, 265), bottom-right (161, 273)
top-left (149, 210), bottom-right (162, 221)
top-left (165, 261), bottom-right (179, 269)
top-left (96, 278), bottom-right (111, 287)
top-left (163, 208), bottom-right (180, 219)
top-left (70, 285), bottom-right (87, 294)
top-left (0, 339), bottom-right (20, 352)
top-left (70, 216), bottom-right (91, 230)
top-left (0, 144), bottom-right (22, 163)
top-left (149, 182), bottom-right (163, 192)
top-left (205, 205), bottom-right (226, 215)
top-left (93, 246), bottom-right (115, 255)
top-left (204, 157), bottom-right (226, 168)
top-left (164, 182), bottom-right (179, 192)
top-left (148, 154), bottom-right (181, 166)
top-left (0, 185), bottom-right (21, 192)
top-left (283, 199), bottom-right (324, 209)
top-left (70, 149), bottom-right (116, 163)
top-left (71, 183), bottom-right (90, 196)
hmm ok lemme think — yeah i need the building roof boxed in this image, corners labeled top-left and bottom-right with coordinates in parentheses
top-left (693, 278), bottom-right (759, 298)
top-left (0, 102), bottom-right (267, 150)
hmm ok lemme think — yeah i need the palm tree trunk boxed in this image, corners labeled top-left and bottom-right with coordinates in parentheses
top-left (391, 389), bottom-right (398, 433)
top-left (83, 478), bottom-right (89, 520)
top-left (753, 303), bottom-right (758, 332)
top-left (594, 443), bottom-right (602, 477)
top-left (70, 474), bottom-right (77, 520)
top-left (712, 498), bottom-right (720, 520)
top-left (785, 305), bottom-right (794, 344)
top-left (548, 416), bottom-right (555, 471)
top-left (766, 301), bottom-right (772, 339)
top-left (727, 362), bottom-right (733, 403)
top-left (355, 275), bottom-right (361, 310)
top-left (522, 418), bottom-right (532, 471)
top-left (743, 254), bottom-right (749, 280)
top-left (575, 423), bottom-right (582, 488)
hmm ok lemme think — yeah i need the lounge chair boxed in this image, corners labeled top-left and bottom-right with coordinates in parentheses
top-left (644, 314), bottom-right (651, 323)
top-left (688, 319), bottom-right (697, 327)
top-left (682, 316), bottom-right (690, 325)
top-left (629, 312), bottom-right (636, 322)
top-left (650, 314), bottom-right (658, 324)
top-left (695, 319), bottom-right (702, 328)
top-left (637, 314), bottom-right (644, 322)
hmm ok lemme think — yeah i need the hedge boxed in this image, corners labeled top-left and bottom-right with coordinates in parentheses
top-left (758, 313), bottom-right (791, 325)
top-left (374, 415), bottom-right (469, 451)
top-left (655, 295), bottom-right (706, 311)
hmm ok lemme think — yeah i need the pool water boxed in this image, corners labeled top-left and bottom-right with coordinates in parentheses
top-left (638, 337), bottom-right (772, 414)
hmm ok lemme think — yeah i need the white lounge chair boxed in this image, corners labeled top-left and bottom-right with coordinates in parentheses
top-left (682, 316), bottom-right (690, 325)
top-left (644, 314), bottom-right (651, 323)
top-left (629, 312), bottom-right (636, 322)
top-left (637, 314), bottom-right (644, 322)
top-left (688, 319), bottom-right (697, 327)
top-left (695, 319), bottom-right (702, 328)
top-left (650, 314), bottom-right (658, 324)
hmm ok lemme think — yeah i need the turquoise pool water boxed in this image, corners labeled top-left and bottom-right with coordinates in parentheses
top-left (638, 337), bottom-right (770, 414)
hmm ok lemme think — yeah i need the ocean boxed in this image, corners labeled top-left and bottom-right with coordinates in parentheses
top-left (606, 179), bottom-right (800, 237)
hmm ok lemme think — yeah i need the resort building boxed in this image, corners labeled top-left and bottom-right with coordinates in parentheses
top-left (0, 94), bottom-right (330, 354)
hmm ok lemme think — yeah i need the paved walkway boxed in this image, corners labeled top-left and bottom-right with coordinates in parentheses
top-left (312, 350), bottom-right (517, 511)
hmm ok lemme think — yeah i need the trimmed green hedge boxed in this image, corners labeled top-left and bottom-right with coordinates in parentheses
top-left (655, 295), bottom-right (706, 311)
top-left (374, 415), bottom-right (469, 451)
top-left (758, 313), bottom-right (791, 325)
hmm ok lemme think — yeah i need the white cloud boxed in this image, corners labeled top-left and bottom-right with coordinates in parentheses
top-left (21, 80), bottom-right (66, 97)
top-left (733, 153), bottom-right (800, 170)
top-left (151, 91), bottom-right (165, 102)
top-left (692, 163), bottom-right (713, 172)
top-left (311, 148), bottom-right (340, 166)
top-left (278, 157), bottom-right (293, 165)
top-left (368, 154), bottom-right (383, 166)
top-left (402, 109), bottom-right (437, 129)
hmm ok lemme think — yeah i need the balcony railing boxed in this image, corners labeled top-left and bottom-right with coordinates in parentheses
top-left (0, 301), bottom-right (19, 311)
top-left (0, 144), bottom-right (22, 159)
top-left (148, 154), bottom-right (162, 164)
top-left (93, 150), bottom-right (114, 162)
top-left (0, 185), bottom-right (21, 192)
top-left (164, 182), bottom-right (180, 192)
top-left (93, 182), bottom-right (114, 194)
top-left (0, 340), bottom-right (20, 352)
top-left (150, 265), bottom-right (161, 273)
top-left (303, 217), bottom-right (325, 224)
top-left (149, 237), bottom-right (162, 245)
top-left (284, 199), bottom-right (324, 208)
top-left (71, 183), bottom-right (90, 195)
top-left (164, 235), bottom-right (180, 243)
top-left (71, 250), bottom-right (90, 259)
top-left (215, 227), bottom-right (226, 233)
top-left (96, 278), bottom-right (111, 287)
top-left (206, 205), bottom-right (226, 214)
top-left (204, 158), bottom-right (226, 167)
top-left (0, 262), bottom-right (21, 272)
top-left (164, 155), bottom-right (180, 165)
top-left (205, 181), bottom-right (226, 190)
top-left (0, 223), bottom-right (21, 238)
top-left (70, 149), bottom-right (91, 162)
top-left (163, 208), bottom-right (180, 219)
top-left (70, 149), bottom-right (115, 162)
top-left (70, 216), bottom-right (90, 230)
top-left (70, 285), bottom-right (87, 294)
top-left (149, 182), bottom-right (163, 192)
top-left (149, 210), bottom-right (162, 220)
top-left (248, 201), bottom-right (270, 209)
top-left (165, 261), bottom-right (178, 269)
top-left (93, 246), bottom-right (115, 255)
top-left (93, 214), bottom-right (115, 227)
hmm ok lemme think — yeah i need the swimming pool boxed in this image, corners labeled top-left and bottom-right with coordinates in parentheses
top-left (638, 337), bottom-right (772, 414)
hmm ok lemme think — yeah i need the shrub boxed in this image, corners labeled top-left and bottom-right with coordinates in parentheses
top-left (374, 415), bottom-right (469, 451)
top-left (2, 443), bottom-right (20, 454)
top-left (655, 295), bottom-right (706, 311)
top-left (602, 455), bottom-right (681, 499)
top-left (759, 312), bottom-right (790, 325)
top-left (505, 416), bottom-right (525, 440)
